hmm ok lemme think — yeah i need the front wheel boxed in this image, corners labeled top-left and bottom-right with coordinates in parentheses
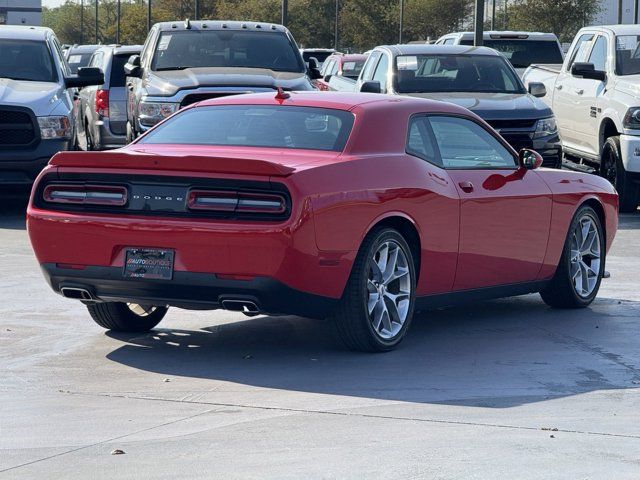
top-left (333, 228), bottom-right (416, 352)
top-left (540, 205), bottom-right (605, 308)
top-left (87, 302), bottom-right (168, 332)
top-left (601, 136), bottom-right (639, 212)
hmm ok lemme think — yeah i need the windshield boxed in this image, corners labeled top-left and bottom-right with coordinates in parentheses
top-left (342, 60), bottom-right (365, 78)
top-left (302, 51), bottom-right (333, 65)
top-left (140, 105), bottom-right (354, 152)
top-left (0, 39), bottom-right (57, 82)
top-left (395, 54), bottom-right (524, 94)
top-left (459, 39), bottom-right (563, 67)
top-left (615, 35), bottom-right (640, 75)
top-left (152, 31), bottom-right (304, 73)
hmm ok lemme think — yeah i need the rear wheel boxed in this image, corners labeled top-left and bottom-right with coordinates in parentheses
top-left (601, 136), bottom-right (639, 212)
top-left (87, 302), bottom-right (168, 332)
top-left (333, 228), bottom-right (416, 352)
top-left (540, 205), bottom-right (605, 308)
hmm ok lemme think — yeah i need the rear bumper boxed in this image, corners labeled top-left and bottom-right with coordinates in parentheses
top-left (93, 119), bottom-right (126, 150)
top-left (41, 263), bottom-right (338, 318)
top-left (0, 139), bottom-right (70, 185)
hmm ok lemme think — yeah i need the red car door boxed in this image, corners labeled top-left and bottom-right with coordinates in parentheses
top-left (427, 115), bottom-right (553, 290)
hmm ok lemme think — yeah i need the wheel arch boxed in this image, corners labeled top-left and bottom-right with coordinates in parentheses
top-left (579, 196), bottom-right (607, 241)
top-left (599, 116), bottom-right (619, 158)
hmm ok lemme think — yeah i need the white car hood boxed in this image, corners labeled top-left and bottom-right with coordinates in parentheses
top-left (614, 75), bottom-right (640, 98)
top-left (0, 79), bottom-right (64, 115)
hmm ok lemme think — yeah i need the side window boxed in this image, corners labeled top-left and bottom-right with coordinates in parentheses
top-left (428, 116), bottom-right (516, 169)
top-left (330, 60), bottom-right (339, 75)
top-left (89, 52), bottom-right (103, 68)
top-left (360, 51), bottom-right (381, 81)
top-left (49, 36), bottom-right (68, 77)
top-left (567, 33), bottom-right (594, 70)
top-left (372, 53), bottom-right (389, 92)
top-left (443, 38), bottom-right (455, 45)
top-left (406, 116), bottom-right (440, 166)
top-left (321, 59), bottom-right (334, 76)
top-left (588, 35), bottom-right (607, 71)
top-left (140, 29), bottom-right (156, 68)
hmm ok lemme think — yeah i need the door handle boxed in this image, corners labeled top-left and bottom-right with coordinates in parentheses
top-left (555, 84), bottom-right (563, 90)
top-left (574, 88), bottom-right (584, 95)
top-left (458, 181), bottom-right (474, 193)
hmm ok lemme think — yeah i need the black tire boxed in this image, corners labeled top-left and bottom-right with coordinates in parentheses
top-left (86, 302), bottom-right (168, 332)
top-left (333, 228), bottom-right (416, 352)
top-left (126, 121), bottom-right (136, 144)
top-left (85, 121), bottom-right (94, 151)
top-left (601, 136), bottom-right (639, 213)
top-left (540, 205), bottom-right (605, 308)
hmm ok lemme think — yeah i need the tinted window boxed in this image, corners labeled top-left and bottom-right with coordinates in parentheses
top-left (372, 54), bottom-right (389, 91)
top-left (395, 54), bottom-right (524, 94)
top-left (152, 31), bottom-right (304, 73)
top-left (0, 39), bottom-right (57, 82)
top-left (616, 35), bottom-right (640, 75)
top-left (67, 53), bottom-right (93, 73)
top-left (140, 105), bottom-right (355, 152)
top-left (406, 117), bottom-right (439, 166)
top-left (428, 116), bottom-right (516, 168)
top-left (110, 54), bottom-right (131, 87)
top-left (341, 60), bottom-right (365, 78)
top-left (588, 36), bottom-right (607, 71)
top-left (482, 39), bottom-right (563, 67)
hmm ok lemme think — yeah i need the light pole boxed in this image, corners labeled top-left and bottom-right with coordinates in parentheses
top-left (116, 0), bottom-right (120, 44)
top-left (334, 0), bottom-right (339, 50)
top-left (95, 0), bottom-right (98, 44)
top-left (147, 0), bottom-right (151, 32)
top-left (474, 0), bottom-right (484, 46)
top-left (195, 0), bottom-right (199, 20)
top-left (281, 0), bottom-right (288, 27)
top-left (399, 0), bottom-right (404, 43)
top-left (491, 0), bottom-right (496, 30)
top-left (80, 0), bottom-right (84, 44)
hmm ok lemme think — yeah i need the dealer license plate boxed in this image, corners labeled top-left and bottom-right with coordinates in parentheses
top-left (123, 248), bottom-right (174, 280)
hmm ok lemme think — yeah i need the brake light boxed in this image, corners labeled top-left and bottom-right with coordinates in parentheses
top-left (187, 190), bottom-right (286, 214)
top-left (96, 89), bottom-right (109, 117)
top-left (43, 184), bottom-right (127, 206)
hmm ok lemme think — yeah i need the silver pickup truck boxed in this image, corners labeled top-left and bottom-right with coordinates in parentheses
top-left (0, 26), bottom-right (103, 186)
top-left (523, 25), bottom-right (640, 211)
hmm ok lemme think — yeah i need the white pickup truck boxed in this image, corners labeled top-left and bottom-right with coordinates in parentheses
top-left (523, 25), bottom-right (640, 211)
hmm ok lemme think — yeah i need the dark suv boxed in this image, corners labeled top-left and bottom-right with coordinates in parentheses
top-left (124, 20), bottom-right (319, 140)
top-left (76, 45), bottom-right (142, 150)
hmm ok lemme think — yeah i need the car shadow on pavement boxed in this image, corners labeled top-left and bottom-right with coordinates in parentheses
top-left (106, 294), bottom-right (640, 408)
top-left (0, 190), bottom-right (29, 230)
top-left (619, 212), bottom-right (640, 230)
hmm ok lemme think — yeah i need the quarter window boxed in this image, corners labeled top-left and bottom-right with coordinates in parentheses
top-left (428, 116), bottom-right (516, 168)
top-left (406, 116), bottom-right (440, 166)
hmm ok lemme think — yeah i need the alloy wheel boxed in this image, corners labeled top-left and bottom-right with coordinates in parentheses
top-left (366, 240), bottom-right (412, 340)
top-left (570, 215), bottom-right (601, 298)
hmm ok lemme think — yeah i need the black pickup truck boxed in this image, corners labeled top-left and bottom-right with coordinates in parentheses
top-left (124, 20), bottom-right (320, 140)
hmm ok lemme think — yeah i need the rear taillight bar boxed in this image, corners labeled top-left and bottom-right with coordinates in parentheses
top-left (43, 184), bottom-right (128, 206)
top-left (187, 190), bottom-right (287, 215)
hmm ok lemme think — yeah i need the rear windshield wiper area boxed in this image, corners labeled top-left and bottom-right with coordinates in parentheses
top-left (154, 66), bottom-right (195, 71)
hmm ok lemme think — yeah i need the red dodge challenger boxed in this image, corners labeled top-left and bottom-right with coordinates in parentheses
top-left (27, 91), bottom-right (618, 352)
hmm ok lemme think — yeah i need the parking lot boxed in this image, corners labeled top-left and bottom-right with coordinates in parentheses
top-left (1, 193), bottom-right (639, 479)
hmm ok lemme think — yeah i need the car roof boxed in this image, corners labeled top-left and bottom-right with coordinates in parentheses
top-left (69, 44), bottom-right (101, 53)
top-left (580, 24), bottom-right (640, 36)
top-left (153, 19), bottom-right (288, 33)
top-left (94, 44), bottom-right (142, 56)
top-left (0, 26), bottom-right (53, 41)
top-left (442, 31), bottom-right (559, 40)
top-left (195, 91), bottom-right (471, 115)
top-left (376, 44), bottom-right (500, 56)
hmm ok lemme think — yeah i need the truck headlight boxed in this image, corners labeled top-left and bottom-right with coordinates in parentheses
top-left (534, 117), bottom-right (558, 138)
top-left (623, 107), bottom-right (640, 129)
top-left (37, 116), bottom-right (72, 139)
top-left (138, 101), bottom-right (179, 127)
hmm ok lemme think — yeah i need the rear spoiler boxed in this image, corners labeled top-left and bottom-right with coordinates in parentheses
top-left (49, 150), bottom-right (296, 177)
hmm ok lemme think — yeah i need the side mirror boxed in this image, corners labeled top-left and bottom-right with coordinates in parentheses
top-left (519, 148), bottom-right (543, 170)
top-left (323, 74), bottom-right (332, 83)
top-left (64, 67), bottom-right (104, 88)
top-left (124, 54), bottom-right (142, 77)
top-left (571, 62), bottom-right (606, 82)
top-left (307, 57), bottom-right (322, 80)
top-left (528, 82), bottom-right (547, 98)
top-left (360, 80), bottom-right (381, 93)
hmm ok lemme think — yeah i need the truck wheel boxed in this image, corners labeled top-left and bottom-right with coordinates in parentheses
top-left (540, 205), bottom-right (605, 308)
top-left (126, 122), bottom-right (135, 144)
top-left (333, 228), bottom-right (416, 352)
top-left (601, 136), bottom-right (639, 212)
top-left (85, 123), bottom-right (94, 151)
top-left (86, 302), bottom-right (168, 332)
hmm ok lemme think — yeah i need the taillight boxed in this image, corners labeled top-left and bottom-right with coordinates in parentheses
top-left (43, 184), bottom-right (127, 206)
top-left (187, 190), bottom-right (286, 215)
top-left (95, 89), bottom-right (109, 117)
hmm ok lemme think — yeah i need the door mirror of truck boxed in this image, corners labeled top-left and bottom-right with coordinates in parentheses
top-left (307, 57), bottom-right (322, 80)
top-left (571, 62), bottom-right (606, 82)
top-left (65, 67), bottom-right (104, 89)
top-left (124, 55), bottom-right (142, 78)
top-left (360, 81), bottom-right (381, 94)
top-left (528, 82), bottom-right (547, 98)
top-left (519, 148), bottom-right (544, 170)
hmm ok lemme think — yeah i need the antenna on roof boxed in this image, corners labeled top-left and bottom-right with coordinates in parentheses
top-left (275, 87), bottom-right (290, 100)
top-left (185, 18), bottom-right (191, 29)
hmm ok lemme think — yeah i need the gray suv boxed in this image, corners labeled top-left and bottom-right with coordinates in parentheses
top-left (124, 20), bottom-right (319, 140)
top-left (76, 45), bottom-right (142, 150)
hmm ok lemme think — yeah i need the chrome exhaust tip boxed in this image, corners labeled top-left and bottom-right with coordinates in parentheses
top-left (60, 287), bottom-right (94, 301)
top-left (221, 299), bottom-right (260, 315)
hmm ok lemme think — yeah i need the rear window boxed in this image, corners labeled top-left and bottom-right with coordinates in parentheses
top-left (460, 39), bottom-right (563, 67)
top-left (109, 54), bottom-right (131, 87)
top-left (342, 60), bottom-right (365, 78)
top-left (139, 105), bottom-right (355, 152)
top-left (67, 53), bottom-right (93, 73)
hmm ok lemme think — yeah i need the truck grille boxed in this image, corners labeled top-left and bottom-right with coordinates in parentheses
top-left (0, 107), bottom-right (37, 148)
top-left (499, 133), bottom-right (533, 152)
top-left (487, 119), bottom-right (537, 130)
